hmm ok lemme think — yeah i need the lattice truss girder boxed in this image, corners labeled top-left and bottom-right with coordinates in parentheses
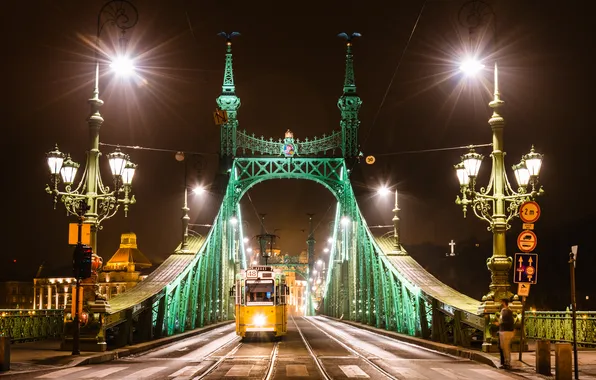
top-left (320, 184), bottom-right (456, 339)
top-left (147, 206), bottom-right (234, 338)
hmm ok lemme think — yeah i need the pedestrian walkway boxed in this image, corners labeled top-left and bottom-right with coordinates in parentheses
top-left (3, 339), bottom-right (95, 374)
top-left (487, 340), bottom-right (596, 379)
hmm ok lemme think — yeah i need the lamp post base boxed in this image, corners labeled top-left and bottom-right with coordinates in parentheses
top-left (478, 296), bottom-right (522, 353)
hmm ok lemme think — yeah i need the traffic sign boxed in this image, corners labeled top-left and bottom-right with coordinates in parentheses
top-left (523, 223), bottom-right (534, 230)
top-left (518, 282), bottom-right (531, 297)
top-left (514, 253), bottom-right (538, 284)
top-left (68, 223), bottom-right (91, 245)
top-left (213, 109), bottom-right (228, 125)
top-left (517, 230), bottom-right (537, 252)
top-left (520, 201), bottom-right (541, 223)
top-left (365, 156), bottom-right (375, 165)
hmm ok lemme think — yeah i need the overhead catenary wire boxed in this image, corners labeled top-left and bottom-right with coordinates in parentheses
top-left (369, 142), bottom-right (492, 157)
top-left (360, 0), bottom-right (428, 152)
top-left (99, 142), bottom-right (217, 156)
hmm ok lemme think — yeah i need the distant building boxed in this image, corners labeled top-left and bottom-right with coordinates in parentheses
top-left (34, 232), bottom-right (153, 310)
top-left (0, 281), bottom-right (34, 309)
top-left (98, 232), bottom-right (152, 299)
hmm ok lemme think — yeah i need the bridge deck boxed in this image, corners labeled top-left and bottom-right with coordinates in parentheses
top-left (375, 237), bottom-right (482, 316)
top-left (107, 236), bottom-right (205, 315)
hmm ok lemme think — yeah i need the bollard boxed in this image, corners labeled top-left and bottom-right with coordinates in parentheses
top-left (555, 342), bottom-right (572, 380)
top-left (536, 339), bottom-right (551, 375)
top-left (0, 336), bottom-right (9, 371)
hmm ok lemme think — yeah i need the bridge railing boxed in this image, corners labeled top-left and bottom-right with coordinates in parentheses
top-left (0, 309), bottom-right (64, 342)
top-left (525, 309), bottom-right (596, 346)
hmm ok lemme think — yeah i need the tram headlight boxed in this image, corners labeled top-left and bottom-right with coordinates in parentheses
top-left (252, 314), bottom-right (266, 327)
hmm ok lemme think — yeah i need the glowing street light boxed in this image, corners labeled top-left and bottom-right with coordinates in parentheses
top-left (377, 186), bottom-right (391, 197)
top-left (109, 55), bottom-right (135, 76)
top-left (460, 57), bottom-right (485, 77)
top-left (192, 185), bottom-right (205, 195)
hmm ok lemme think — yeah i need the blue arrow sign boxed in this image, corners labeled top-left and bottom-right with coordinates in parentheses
top-left (514, 253), bottom-right (538, 284)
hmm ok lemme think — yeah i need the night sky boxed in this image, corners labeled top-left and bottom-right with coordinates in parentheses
top-left (3, 1), bottom-right (594, 308)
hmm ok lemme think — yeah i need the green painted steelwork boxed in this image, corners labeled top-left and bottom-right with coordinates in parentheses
top-left (525, 310), bottom-right (596, 347)
top-left (98, 33), bottom-right (494, 350)
top-left (0, 309), bottom-right (64, 342)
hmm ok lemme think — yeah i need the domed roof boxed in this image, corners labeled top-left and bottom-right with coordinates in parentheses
top-left (103, 232), bottom-right (152, 271)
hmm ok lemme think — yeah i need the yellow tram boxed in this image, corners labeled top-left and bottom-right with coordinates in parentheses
top-left (233, 266), bottom-right (288, 338)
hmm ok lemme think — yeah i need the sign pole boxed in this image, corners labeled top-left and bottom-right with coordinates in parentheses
top-left (71, 199), bottom-right (89, 356)
top-left (569, 248), bottom-right (578, 380)
top-left (519, 296), bottom-right (526, 361)
top-left (72, 214), bottom-right (82, 356)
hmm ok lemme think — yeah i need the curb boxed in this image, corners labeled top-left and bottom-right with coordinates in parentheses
top-left (3, 321), bottom-right (233, 375)
top-left (322, 316), bottom-right (500, 368)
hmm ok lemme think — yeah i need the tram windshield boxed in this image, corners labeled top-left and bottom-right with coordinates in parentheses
top-left (246, 280), bottom-right (274, 304)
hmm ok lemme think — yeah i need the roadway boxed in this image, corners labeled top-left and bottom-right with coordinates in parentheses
top-left (5, 316), bottom-right (528, 379)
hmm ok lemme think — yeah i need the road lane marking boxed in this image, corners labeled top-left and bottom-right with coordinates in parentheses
top-left (81, 367), bottom-right (128, 378)
top-left (225, 365), bottom-right (253, 377)
top-left (470, 369), bottom-right (517, 379)
top-left (339, 365), bottom-right (370, 378)
top-left (170, 364), bottom-right (208, 378)
top-left (430, 368), bottom-right (471, 379)
top-left (36, 367), bottom-right (91, 378)
top-left (121, 366), bottom-right (168, 379)
top-left (393, 367), bottom-right (428, 379)
top-left (286, 364), bottom-right (309, 377)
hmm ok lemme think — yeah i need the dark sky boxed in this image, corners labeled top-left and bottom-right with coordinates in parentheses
top-left (3, 0), bottom-right (594, 300)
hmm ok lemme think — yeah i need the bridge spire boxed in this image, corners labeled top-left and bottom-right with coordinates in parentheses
top-left (337, 32), bottom-right (363, 158)
top-left (217, 32), bottom-right (241, 163)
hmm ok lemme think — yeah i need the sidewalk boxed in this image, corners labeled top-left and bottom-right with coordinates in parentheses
top-left (0, 321), bottom-right (232, 376)
top-left (331, 317), bottom-right (596, 380)
top-left (488, 340), bottom-right (596, 379)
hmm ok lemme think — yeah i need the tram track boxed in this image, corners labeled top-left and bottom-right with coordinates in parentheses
top-left (299, 316), bottom-right (400, 380)
top-left (192, 336), bottom-right (242, 380)
top-left (192, 336), bottom-right (280, 380)
top-left (291, 315), bottom-right (332, 380)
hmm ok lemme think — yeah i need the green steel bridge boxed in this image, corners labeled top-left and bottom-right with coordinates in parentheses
top-left (100, 33), bottom-right (489, 350)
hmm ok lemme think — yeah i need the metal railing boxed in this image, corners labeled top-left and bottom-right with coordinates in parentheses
top-left (0, 309), bottom-right (64, 342)
top-left (525, 309), bottom-right (596, 346)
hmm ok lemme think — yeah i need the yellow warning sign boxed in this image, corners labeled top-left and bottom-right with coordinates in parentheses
top-left (69, 223), bottom-right (91, 245)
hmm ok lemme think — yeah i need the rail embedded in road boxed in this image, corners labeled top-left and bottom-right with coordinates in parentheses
top-left (291, 315), bottom-right (332, 380)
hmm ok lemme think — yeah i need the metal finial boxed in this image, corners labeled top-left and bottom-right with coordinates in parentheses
top-left (489, 62), bottom-right (504, 112)
top-left (338, 32), bottom-right (362, 42)
top-left (218, 31), bottom-right (240, 42)
top-left (493, 62), bottom-right (500, 100)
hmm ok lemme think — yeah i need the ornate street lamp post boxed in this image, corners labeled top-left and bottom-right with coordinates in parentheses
top-left (45, 0), bottom-right (139, 353)
top-left (453, 63), bottom-right (544, 351)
